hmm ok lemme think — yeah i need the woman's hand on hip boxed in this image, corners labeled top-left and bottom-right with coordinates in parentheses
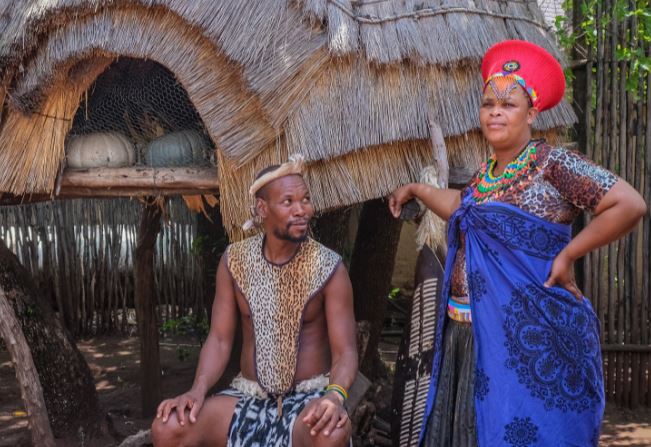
top-left (544, 249), bottom-right (583, 300)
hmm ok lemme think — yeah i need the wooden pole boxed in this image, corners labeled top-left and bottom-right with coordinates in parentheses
top-left (350, 197), bottom-right (402, 377)
top-left (134, 200), bottom-right (163, 417)
top-left (0, 288), bottom-right (56, 447)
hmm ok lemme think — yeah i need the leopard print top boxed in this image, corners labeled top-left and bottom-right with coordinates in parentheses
top-left (226, 234), bottom-right (341, 396)
top-left (451, 141), bottom-right (617, 297)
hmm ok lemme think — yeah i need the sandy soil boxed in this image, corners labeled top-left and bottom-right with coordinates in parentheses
top-left (0, 335), bottom-right (200, 447)
top-left (1, 335), bottom-right (650, 446)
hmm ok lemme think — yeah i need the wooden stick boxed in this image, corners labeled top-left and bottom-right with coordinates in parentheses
top-left (0, 288), bottom-right (56, 447)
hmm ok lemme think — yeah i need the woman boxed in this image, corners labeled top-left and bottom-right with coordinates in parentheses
top-left (389, 40), bottom-right (647, 446)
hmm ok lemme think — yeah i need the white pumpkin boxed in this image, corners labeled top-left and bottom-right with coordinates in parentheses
top-left (66, 132), bottom-right (135, 168)
top-left (144, 130), bottom-right (208, 167)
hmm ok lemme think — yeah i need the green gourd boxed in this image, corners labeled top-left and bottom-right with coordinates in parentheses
top-left (144, 130), bottom-right (207, 167)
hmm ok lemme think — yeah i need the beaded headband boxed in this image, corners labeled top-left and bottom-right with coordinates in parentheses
top-left (242, 154), bottom-right (306, 231)
top-left (484, 72), bottom-right (538, 106)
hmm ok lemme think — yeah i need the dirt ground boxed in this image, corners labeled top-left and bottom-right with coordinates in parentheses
top-left (1, 223), bottom-right (649, 446)
top-left (1, 334), bottom-right (650, 446)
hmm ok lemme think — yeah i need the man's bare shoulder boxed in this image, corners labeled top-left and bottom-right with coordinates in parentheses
top-left (322, 262), bottom-right (352, 299)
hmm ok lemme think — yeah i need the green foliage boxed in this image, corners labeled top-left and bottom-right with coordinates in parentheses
top-left (24, 304), bottom-right (35, 318)
top-left (554, 0), bottom-right (650, 99)
top-left (191, 233), bottom-right (229, 257)
top-left (160, 313), bottom-right (209, 361)
top-left (388, 287), bottom-right (401, 300)
top-left (176, 345), bottom-right (191, 362)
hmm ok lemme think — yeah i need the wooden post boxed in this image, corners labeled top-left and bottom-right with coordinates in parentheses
top-left (429, 120), bottom-right (449, 189)
top-left (427, 119), bottom-right (450, 259)
top-left (350, 198), bottom-right (402, 377)
top-left (0, 288), bottom-right (56, 447)
top-left (134, 200), bottom-right (163, 417)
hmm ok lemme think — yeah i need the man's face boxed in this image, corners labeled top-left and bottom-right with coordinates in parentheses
top-left (257, 174), bottom-right (314, 243)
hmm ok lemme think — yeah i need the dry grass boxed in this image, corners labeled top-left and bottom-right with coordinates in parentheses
top-left (296, 0), bottom-right (565, 65)
top-left (285, 58), bottom-right (575, 165)
top-left (0, 58), bottom-right (112, 195)
top-left (0, 0), bottom-right (576, 235)
top-left (217, 128), bottom-right (564, 240)
top-left (9, 6), bottom-right (277, 167)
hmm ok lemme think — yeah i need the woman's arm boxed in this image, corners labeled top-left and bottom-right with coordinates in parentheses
top-left (545, 179), bottom-right (647, 298)
top-left (388, 183), bottom-right (462, 221)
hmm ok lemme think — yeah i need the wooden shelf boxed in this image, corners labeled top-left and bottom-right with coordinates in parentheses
top-left (1, 167), bottom-right (219, 204)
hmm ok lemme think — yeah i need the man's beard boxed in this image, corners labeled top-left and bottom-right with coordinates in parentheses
top-left (273, 222), bottom-right (309, 243)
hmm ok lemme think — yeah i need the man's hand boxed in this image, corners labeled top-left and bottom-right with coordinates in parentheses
top-left (156, 390), bottom-right (205, 426)
top-left (544, 250), bottom-right (583, 300)
top-left (302, 392), bottom-right (348, 437)
top-left (389, 184), bottom-right (415, 218)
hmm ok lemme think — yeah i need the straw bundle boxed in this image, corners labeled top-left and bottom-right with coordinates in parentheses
top-left (285, 58), bottom-right (576, 164)
top-left (9, 6), bottom-right (276, 167)
top-left (2, 1), bottom-right (329, 164)
top-left (218, 136), bottom-right (465, 241)
top-left (0, 58), bottom-right (112, 195)
top-left (0, 0), bottom-right (577, 238)
top-left (296, 0), bottom-right (563, 65)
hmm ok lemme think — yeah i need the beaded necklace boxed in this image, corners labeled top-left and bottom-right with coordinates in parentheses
top-left (472, 141), bottom-right (538, 203)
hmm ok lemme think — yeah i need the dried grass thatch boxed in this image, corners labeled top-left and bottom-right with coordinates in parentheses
top-left (0, 0), bottom-right (577, 239)
top-left (217, 137), bottom-right (437, 240)
top-left (285, 58), bottom-right (575, 163)
top-left (217, 127), bottom-right (563, 238)
top-left (298, 0), bottom-right (559, 65)
top-left (7, 6), bottom-right (279, 167)
top-left (0, 58), bottom-right (113, 194)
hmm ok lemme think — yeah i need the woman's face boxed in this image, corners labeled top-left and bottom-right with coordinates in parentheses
top-left (479, 83), bottom-right (538, 151)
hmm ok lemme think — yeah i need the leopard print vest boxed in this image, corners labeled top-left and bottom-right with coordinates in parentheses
top-left (226, 234), bottom-right (341, 395)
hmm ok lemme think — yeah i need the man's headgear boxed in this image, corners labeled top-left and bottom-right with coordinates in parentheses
top-left (242, 154), bottom-right (306, 231)
top-left (481, 40), bottom-right (565, 112)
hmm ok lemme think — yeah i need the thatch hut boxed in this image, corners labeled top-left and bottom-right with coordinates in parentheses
top-left (0, 0), bottom-right (575, 238)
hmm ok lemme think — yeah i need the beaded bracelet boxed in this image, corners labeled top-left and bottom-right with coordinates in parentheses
top-left (325, 384), bottom-right (348, 402)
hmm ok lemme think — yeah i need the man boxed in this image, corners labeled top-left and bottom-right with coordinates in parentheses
top-left (151, 155), bottom-right (357, 447)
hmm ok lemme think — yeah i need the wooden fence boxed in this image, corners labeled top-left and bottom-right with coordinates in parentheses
top-left (575, 0), bottom-right (651, 408)
top-left (0, 198), bottom-right (205, 337)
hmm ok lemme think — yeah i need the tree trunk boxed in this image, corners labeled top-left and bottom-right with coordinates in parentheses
top-left (196, 205), bottom-right (228, 314)
top-left (134, 201), bottom-right (163, 417)
top-left (0, 288), bottom-right (55, 447)
top-left (0, 240), bottom-right (100, 440)
top-left (349, 198), bottom-right (403, 377)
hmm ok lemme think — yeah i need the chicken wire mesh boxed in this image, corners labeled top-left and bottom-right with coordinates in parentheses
top-left (67, 58), bottom-right (215, 168)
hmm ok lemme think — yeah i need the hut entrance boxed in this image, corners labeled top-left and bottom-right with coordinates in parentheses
top-left (51, 58), bottom-right (219, 200)
top-left (67, 58), bottom-right (214, 170)
top-left (63, 58), bottom-right (222, 416)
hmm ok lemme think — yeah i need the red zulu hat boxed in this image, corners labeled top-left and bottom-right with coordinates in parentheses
top-left (481, 40), bottom-right (565, 112)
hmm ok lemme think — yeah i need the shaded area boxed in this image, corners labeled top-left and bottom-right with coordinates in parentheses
top-left (2, 334), bottom-right (650, 446)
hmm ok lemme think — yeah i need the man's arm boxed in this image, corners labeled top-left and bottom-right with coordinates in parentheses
top-left (324, 263), bottom-right (358, 392)
top-left (157, 254), bottom-right (238, 425)
top-left (302, 263), bottom-right (357, 437)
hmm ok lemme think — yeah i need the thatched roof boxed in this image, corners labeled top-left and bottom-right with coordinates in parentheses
top-left (0, 0), bottom-right (575, 238)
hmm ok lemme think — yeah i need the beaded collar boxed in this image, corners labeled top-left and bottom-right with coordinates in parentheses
top-left (472, 140), bottom-right (539, 203)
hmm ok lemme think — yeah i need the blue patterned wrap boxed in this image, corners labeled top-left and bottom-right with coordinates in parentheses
top-left (419, 191), bottom-right (605, 446)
